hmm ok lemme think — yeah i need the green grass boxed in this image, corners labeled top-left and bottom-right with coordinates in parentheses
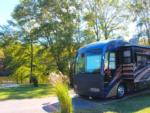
top-left (0, 84), bottom-right (54, 100)
top-left (76, 92), bottom-right (150, 113)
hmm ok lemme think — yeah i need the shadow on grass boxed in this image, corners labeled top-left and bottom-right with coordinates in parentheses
top-left (42, 91), bottom-right (150, 113)
top-left (0, 84), bottom-right (54, 100)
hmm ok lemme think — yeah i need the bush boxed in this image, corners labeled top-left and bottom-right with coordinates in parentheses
top-left (49, 72), bottom-right (73, 113)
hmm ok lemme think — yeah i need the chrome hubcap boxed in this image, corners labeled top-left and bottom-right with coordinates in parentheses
top-left (118, 86), bottom-right (125, 97)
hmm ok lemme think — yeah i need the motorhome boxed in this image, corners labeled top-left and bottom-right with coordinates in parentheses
top-left (73, 39), bottom-right (150, 98)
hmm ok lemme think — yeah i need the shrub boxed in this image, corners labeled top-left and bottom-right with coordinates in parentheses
top-left (49, 72), bottom-right (73, 113)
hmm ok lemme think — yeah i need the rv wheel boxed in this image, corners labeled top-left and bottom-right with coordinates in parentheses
top-left (117, 84), bottom-right (125, 98)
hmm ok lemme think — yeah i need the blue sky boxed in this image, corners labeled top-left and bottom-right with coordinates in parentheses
top-left (0, 0), bottom-right (19, 25)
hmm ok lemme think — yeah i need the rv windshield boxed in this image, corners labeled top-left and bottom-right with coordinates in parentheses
top-left (75, 53), bottom-right (102, 74)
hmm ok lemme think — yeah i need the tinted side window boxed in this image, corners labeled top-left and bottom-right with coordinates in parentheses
top-left (109, 53), bottom-right (116, 69)
top-left (123, 50), bottom-right (131, 64)
top-left (136, 55), bottom-right (147, 66)
top-left (104, 52), bottom-right (116, 70)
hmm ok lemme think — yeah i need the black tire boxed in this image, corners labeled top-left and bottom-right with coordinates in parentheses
top-left (117, 84), bottom-right (126, 98)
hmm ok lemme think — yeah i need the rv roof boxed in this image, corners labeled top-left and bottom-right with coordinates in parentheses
top-left (123, 44), bottom-right (150, 49)
top-left (78, 39), bottom-right (128, 52)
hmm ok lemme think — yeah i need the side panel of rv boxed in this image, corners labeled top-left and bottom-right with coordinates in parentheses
top-left (105, 46), bottom-right (150, 98)
top-left (121, 46), bottom-right (150, 91)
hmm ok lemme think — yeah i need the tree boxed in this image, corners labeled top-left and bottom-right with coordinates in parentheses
top-left (0, 25), bottom-right (29, 83)
top-left (0, 27), bottom-right (53, 84)
top-left (128, 0), bottom-right (150, 45)
top-left (139, 37), bottom-right (149, 46)
top-left (12, 0), bottom-right (39, 85)
top-left (11, 0), bottom-right (79, 85)
top-left (83, 0), bottom-right (128, 41)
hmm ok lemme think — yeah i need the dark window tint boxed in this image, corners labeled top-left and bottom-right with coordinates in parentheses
top-left (124, 50), bottom-right (131, 57)
top-left (123, 50), bottom-right (131, 64)
top-left (109, 53), bottom-right (116, 69)
top-left (136, 55), bottom-right (147, 66)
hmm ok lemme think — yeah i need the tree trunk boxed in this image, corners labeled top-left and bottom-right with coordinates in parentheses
top-left (16, 75), bottom-right (19, 84)
top-left (104, 31), bottom-right (108, 40)
top-left (103, 24), bottom-right (109, 40)
top-left (69, 62), bottom-right (74, 87)
top-left (30, 38), bottom-right (33, 84)
top-left (20, 75), bottom-right (23, 84)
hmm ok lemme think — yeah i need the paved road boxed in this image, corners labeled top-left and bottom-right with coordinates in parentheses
top-left (0, 94), bottom-right (104, 113)
top-left (0, 96), bottom-right (90, 113)
top-left (0, 96), bottom-right (59, 113)
top-left (0, 90), bottom-right (149, 113)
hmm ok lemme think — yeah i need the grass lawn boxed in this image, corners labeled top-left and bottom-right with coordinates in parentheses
top-left (76, 91), bottom-right (150, 113)
top-left (0, 84), bottom-right (54, 100)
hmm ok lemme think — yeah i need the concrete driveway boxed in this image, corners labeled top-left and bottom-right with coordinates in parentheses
top-left (0, 97), bottom-right (58, 113)
top-left (0, 95), bottom-right (103, 113)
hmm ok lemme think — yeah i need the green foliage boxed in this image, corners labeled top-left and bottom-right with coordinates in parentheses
top-left (55, 83), bottom-right (73, 113)
top-left (50, 72), bottom-right (73, 113)
top-left (83, 0), bottom-right (127, 40)
top-left (11, 0), bottom-right (79, 81)
top-left (0, 48), bottom-right (4, 59)
top-left (128, 0), bottom-right (150, 44)
top-left (12, 66), bottom-right (30, 84)
top-left (1, 37), bottom-right (54, 83)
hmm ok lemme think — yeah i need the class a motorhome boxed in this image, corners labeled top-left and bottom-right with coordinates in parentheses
top-left (73, 39), bottom-right (150, 98)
